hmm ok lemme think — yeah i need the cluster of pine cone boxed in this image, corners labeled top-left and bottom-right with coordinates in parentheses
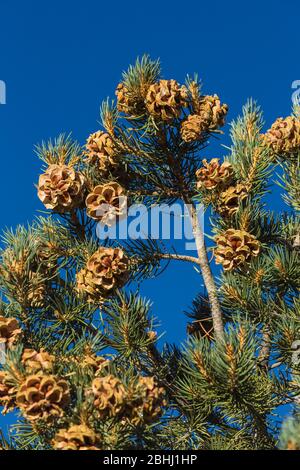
top-left (0, 343), bottom-right (66, 420)
top-left (181, 95), bottom-right (228, 142)
top-left (0, 333), bottom-right (166, 450)
top-left (196, 158), bottom-right (249, 218)
top-left (37, 165), bottom-right (127, 221)
top-left (116, 77), bottom-right (228, 139)
top-left (91, 374), bottom-right (166, 426)
top-left (52, 424), bottom-right (101, 451)
top-left (0, 339), bottom-right (62, 418)
top-left (50, 373), bottom-right (166, 450)
top-left (194, 159), bottom-right (260, 271)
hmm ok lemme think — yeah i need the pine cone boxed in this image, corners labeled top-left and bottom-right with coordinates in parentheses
top-left (76, 247), bottom-right (130, 299)
top-left (38, 164), bottom-right (85, 212)
top-left (126, 376), bottom-right (166, 426)
top-left (86, 182), bottom-right (127, 225)
top-left (196, 158), bottom-right (233, 190)
top-left (53, 424), bottom-right (101, 451)
top-left (115, 83), bottom-right (145, 116)
top-left (181, 114), bottom-right (208, 142)
top-left (87, 247), bottom-right (129, 291)
top-left (0, 371), bottom-right (17, 413)
top-left (81, 354), bottom-right (110, 373)
top-left (0, 317), bottom-right (22, 348)
top-left (27, 271), bottom-right (47, 307)
top-left (263, 116), bottom-right (300, 156)
top-left (92, 374), bottom-right (127, 418)
top-left (218, 184), bottom-right (248, 217)
top-left (145, 79), bottom-right (188, 121)
top-left (8, 259), bottom-right (26, 276)
top-left (214, 229), bottom-right (260, 271)
top-left (35, 241), bottom-right (59, 272)
top-left (86, 131), bottom-right (117, 171)
top-left (196, 94), bottom-right (228, 131)
top-left (21, 349), bottom-right (54, 373)
top-left (0, 249), bottom-right (48, 307)
top-left (16, 374), bottom-right (70, 422)
top-left (76, 268), bottom-right (101, 302)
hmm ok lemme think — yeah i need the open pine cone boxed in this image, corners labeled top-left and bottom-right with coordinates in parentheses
top-left (146, 79), bottom-right (188, 121)
top-left (196, 158), bottom-right (233, 190)
top-left (214, 229), bottom-right (260, 271)
top-left (86, 182), bottom-right (127, 225)
top-left (181, 114), bottom-right (208, 142)
top-left (76, 247), bottom-right (130, 300)
top-left (76, 268), bottom-right (101, 302)
top-left (0, 317), bottom-right (22, 348)
top-left (38, 164), bottom-right (85, 212)
top-left (16, 374), bottom-right (70, 422)
top-left (92, 374), bottom-right (127, 418)
top-left (126, 376), bottom-right (166, 426)
top-left (0, 371), bottom-right (17, 413)
top-left (86, 131), bottom-right (117, 171)
top-left (21, 349), bottom-right (54, 373)
top-left (196, 94), bottom-right (228, 131)
top-left (263, 116), bottom-right (300, 156)
top-left (115, 82), bottom-right (146, 116)
top-left (218, 184), bottom-right (248, 217)
top-left (52, 424), bottom-right (101, 451)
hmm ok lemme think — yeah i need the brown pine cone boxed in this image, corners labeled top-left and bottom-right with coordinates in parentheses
top-left (87, 247), bottom-right (129, 291)
top-left (146, 79), bottom-right (188, 121)
top-left (76, 247), bottom-right (129, 299)
top-left (214, 229), bottom-right (260, 271)
top-left (196, 94), bottom-right (228, 131)
top-left (218, 184), bottom-right (248, 217)
top-left (181, 114), bottom-right (207, 142)
top-left (115, 83), bottom-right (145, 116)
top-left (86, 131), bottom-right (117, 172)
top-left (38, 164), bottom-right (85, 212)
top-left (126, 376), bottom-right (166, 426)
top-left (76, 268), bottom-right (101, 302)
top-left (81, 354), bottom-right (110, 373)
top-left (86, 182), bottom-right (127, 225)
top-left (27, 271), bottom-right (47, 307)
top-left (263, 116), bottom-right (300, 156)
top-left (0, 371), bottom-right (17, 413)
top-left (92, 374), bottom-right (127, 418)
top-left (52, 424), bottom-right (101, 451)
top-left (16, 374), bottom-right (70, 422)
top-left (196, 158), bottom-right (233, 190)
top-left (0, 317), bottom-right (22, 349)
top-left (21, 349), bottom-right (54, 373)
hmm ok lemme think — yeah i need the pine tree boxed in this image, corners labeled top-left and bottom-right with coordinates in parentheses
top-left (0, 55), bottom-right (299, 451)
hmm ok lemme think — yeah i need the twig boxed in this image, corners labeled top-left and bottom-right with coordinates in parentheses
top-left (155, 253), bottom-right (201, 265)
top-left (185, 201), bottom-right (224, 342)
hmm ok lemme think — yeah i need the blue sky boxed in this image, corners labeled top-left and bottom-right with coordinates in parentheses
top-left (0, 0), bottom-right (299, 431)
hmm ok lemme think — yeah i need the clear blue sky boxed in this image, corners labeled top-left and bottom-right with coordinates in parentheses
top-left (0, 0), bottom-right (299, 430)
